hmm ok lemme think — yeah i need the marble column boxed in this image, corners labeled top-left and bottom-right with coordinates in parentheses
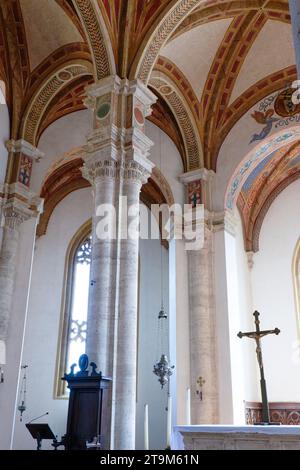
top-left (0, 184), bottom-right (43, 366)
top-left (82, 159), bottom-right (117, 376)
top-left (113, 162), bottom-right (151, 449)
top-left (82, 76), bottom-right (156, 449)
top-left (180, 169), bottom-right (219, 424)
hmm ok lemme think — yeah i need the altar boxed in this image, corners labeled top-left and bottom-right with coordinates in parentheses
top-left (171, 425), bottom-right (300, 450)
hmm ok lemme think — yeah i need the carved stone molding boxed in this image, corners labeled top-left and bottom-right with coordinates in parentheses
top-left (150, 72), bottom-right (202, 171)
top-left (208, 210), bottom-right (238, 236)
top-left (21, 63), bottom-right (91, 145)
top-left (72, 0), bottom-right (114, 79)
top-left (6, 139), bottom-right (44, 162)
top-left (134, 0), bottom-right (199, 84)
top-left (245, 402), bottom-right (300, 425)
top-left (82, 159), bottom-right (151, 186)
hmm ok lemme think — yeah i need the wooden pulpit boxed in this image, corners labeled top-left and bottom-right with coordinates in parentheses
top-left (62, 354), bottom-right (111, 450)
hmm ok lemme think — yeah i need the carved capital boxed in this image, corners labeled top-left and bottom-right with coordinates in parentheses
top-left (6, 139), bottom-right (44, 162)
top-left (121, 160), bottom-right (151, 186)
top-left (81, 159), bottom-right (151, 186)
top-left (179, 168), bottom-right (216, 210)
top-left (207, 210), bottom-right (238, 236)
top-left (1, 183), bottom-right (44, 230)
top-left (81, 159), bottom-right (119, 184)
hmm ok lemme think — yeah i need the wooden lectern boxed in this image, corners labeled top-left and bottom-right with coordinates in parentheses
top-left (62, 354), bottom-right (111, 450)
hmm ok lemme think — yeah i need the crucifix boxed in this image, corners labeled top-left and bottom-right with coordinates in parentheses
top-left (237, 311), bottom-right (280, 424)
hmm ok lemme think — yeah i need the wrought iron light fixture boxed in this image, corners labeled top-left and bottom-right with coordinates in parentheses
top-left (153, 305), bottom-right (175, 388)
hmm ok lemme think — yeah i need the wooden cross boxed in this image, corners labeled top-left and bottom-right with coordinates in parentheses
top-left (237, 311), bottom-right (280, 424)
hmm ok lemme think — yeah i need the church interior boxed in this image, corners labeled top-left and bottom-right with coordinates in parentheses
top-left (1, 0), bottom-right (300, 451)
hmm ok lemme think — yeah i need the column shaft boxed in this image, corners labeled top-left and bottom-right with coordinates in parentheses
top-left (113, 177), bottom-right (142, 449)
top-left (188, 227), bottom-right (219, 423)
top-left (0, 225), bottom-right (19, 343)
top-left (86, 173), bottom-right (116, 375)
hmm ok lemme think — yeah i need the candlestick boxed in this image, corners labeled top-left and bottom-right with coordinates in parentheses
top-left (166, 396), bottom-right (172, 448)
top-left (186, 388), bottom-right (191, 425)
top-left (144, 404), bottom-right (149, 450)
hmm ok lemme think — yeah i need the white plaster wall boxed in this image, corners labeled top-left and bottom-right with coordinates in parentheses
top-left (234, 212), bottom-right (258, 406)
top-left (225, 213), bottom-right (258, 422)
top-left (145, 121), bottom-right (190, 429)
top-left (252, 179), bottom-right (300, 401)
top-left (169, 238), bottom-right (189, 426)
top-left (136, 217), bottom-right (169, 450)
top-left (32, 110), bottom-right (91, 193)
top-left (214, 212), bottom-right (257, 424)
top-left (0, 102), bottom-right (9, 183)
top-left (145, 121), bottom-right (185, 205)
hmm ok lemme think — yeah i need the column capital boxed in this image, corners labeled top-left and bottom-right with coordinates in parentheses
top-left (84, 75), bottom-right (157, 114)
top-left (6, 139), bottom-right (44, 162)
top-left (5, 139), bottom-right (44, 187)
top-left (82, 159), bottom-right (152, 187)
top-left (179, 168), bottom-right (215, 185)
top-left (179, 168), bottom-right (216, 211)
top-left (0, 183), bottom-right (44, 230)
top-left (208, 210), bottom-right (238, 236)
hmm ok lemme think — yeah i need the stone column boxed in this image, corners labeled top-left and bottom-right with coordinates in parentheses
top-left (82, 159), bottom-right (117, 376)
top-left (82, 76), bottom-right (156, 449)
top-left (180, 169), bottom-right (219, 424)
top-left (113, 162), bottom-right (151, 449)
top-left (0, 183), bottom-right (43, 366)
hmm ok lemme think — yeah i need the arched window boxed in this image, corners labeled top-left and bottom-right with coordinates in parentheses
top-left (55, 221), bottom-right (91, 397)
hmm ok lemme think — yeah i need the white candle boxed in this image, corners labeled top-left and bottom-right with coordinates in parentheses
top-left (166, 396), bottom-right (172, 448)
top-left (186, 388), bottom-right (191, 425)
top-left (144, 404), bottom-right (149, 450)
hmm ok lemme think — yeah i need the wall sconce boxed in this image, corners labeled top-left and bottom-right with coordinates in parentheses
top-left (196, 376), bottom-right (205, 400)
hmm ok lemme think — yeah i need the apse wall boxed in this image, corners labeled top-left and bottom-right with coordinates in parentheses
top-left (224, 211), bottom-right (259, 422)
top-left (136, 233), bottom-right (169, 450)
top-left (214, 210), bottom-right (258, 424)
top-left (252, 179), bottom-right (300, 402)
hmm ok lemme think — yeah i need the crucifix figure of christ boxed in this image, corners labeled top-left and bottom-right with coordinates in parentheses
top-left (237, 311), bottom-right (280, 424)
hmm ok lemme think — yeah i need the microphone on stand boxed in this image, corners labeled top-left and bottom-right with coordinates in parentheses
top-left (27, 412), bottom-right (49, 424)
